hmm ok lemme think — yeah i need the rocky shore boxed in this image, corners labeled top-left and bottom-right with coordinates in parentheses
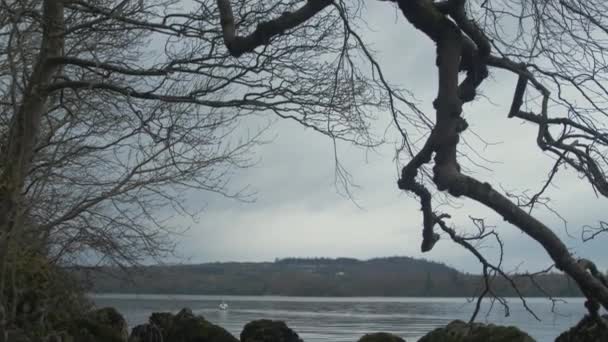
top-left (44, 306), bottom-right (607, 342)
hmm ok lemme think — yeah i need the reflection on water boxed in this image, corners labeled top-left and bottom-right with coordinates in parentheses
top-left (91, 294), bottom-right (587, 342)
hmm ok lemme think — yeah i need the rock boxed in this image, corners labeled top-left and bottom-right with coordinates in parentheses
top-left (0, 302), bottom-right (5, 326)
top-left (47, 332), bottom-right (74, 342)
top-left (6, 329), bottom-right (31, 342)
top-left (149, 312), bottom-right (174, 337)
top-left (418, 320), bottom-right (535, 342)
top-left (151, 307), bottom-right (238, 342)
top-left (240, 319), bottom-right (303, 342)
top-left (555, 314), bottom-right (608, 342)
top-left (129, 323), bottom-right (163, 342)
top-left (88, 307), bottom-right (129, 341)
top-left (70, 307), bottom-right (129, 342)
top-left (47, 334), bottom-right (63, 342)
top-left (175, 308), bottom-right (195, 320)
top-left (358, 332), bottom-right (406, 342)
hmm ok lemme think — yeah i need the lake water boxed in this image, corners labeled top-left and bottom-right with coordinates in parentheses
top-left (91, 294), bottom-right (589, 342)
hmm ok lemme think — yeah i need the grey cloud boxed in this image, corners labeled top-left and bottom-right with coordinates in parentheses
top-left (166, 2), bottom-right (608, 275)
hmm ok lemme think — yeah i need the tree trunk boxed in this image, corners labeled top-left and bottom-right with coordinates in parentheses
top-left (0, 0), bottom-right (64, 321)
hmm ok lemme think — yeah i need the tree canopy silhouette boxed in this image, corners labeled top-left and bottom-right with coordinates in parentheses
top-left (1, 0), bottom-right (608, 334)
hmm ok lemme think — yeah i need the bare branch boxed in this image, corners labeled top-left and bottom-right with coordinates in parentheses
top-left (217, 0), bottom-right (332, 57)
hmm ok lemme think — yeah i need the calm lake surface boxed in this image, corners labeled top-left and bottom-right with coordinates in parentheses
top-left (91, 294), bottom-right (588, 342)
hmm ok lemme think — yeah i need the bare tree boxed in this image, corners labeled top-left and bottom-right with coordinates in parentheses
top-left (394, 0), bottom-right (608, 319)
top-left (3, 0), bottom-right (608, 336)
top-left (215, 0), bottom-right (608, 321)
top-left (0, 0), bottom-right (413, 334)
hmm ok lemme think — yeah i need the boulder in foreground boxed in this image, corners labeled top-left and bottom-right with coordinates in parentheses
top-left (418, 320), bottom-right (535, 342)
top-left (129, 323), bottom-right (163, 342)
top-left (555, 314), bottom-right (608, 342)
top-left (358, 332), bottom-right (406, 342)
top-left (241, 319), bottom-right (303, 342)
top-left (146, 308), bottom-right (238, 342)
top-left (70, 306), bottom-right (129, 342)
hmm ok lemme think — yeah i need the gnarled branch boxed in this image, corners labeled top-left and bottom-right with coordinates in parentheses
top-left (217, 0), bottom-right (332, 57)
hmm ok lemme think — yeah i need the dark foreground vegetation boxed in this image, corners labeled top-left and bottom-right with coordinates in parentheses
top-left (34, 305), bottom-right (606, 342)
top-left (0, 254), bottom-right (595, 341)
top-left (77, 257), bottom-right (582, 297)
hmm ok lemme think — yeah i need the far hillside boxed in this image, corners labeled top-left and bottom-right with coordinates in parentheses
top-left (74, 256), bottom-right (582, 297)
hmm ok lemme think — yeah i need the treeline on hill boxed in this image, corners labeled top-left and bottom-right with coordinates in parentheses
top-left (74, 257), bottom-right (583, 297)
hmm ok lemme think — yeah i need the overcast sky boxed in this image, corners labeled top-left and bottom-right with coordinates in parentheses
top-left (166, 2), bottom-right (608, 274)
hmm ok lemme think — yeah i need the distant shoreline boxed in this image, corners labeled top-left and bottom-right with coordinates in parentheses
top-left (88, 293), bottom-right (586, 300)
top-left (75, 257), bottom-right (583, 297)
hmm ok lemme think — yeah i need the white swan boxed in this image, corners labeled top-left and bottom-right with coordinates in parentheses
top-left (218, 301), bottom-right (228, 310)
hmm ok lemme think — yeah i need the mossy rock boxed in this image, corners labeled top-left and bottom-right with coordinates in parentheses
top-left (162, 308), bottom-right (238, 342)
top-left (149, 311), bottom-right (175, 336)
top-left (69, 307), bottom-right (128, 342)
top-left (241, 319), bottom-right (303, 342)
top-left (89, 307), bottom-right (129, 341)
top-left (555, 315), bottom-right (608, 342)
top-left (418, 320), bottom-right (535, 342)
top-left (6, 329), bottom-right (31, 342)
top-left (47, 331), bottom-right (74, 342)
top-left (174, 308), bottom-right (195, 320)
top-left (129, 323), bottom-right (163, 342)
top-left (358, 332), bottom-right (405, 342)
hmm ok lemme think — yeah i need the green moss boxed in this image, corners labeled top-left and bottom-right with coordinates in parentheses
top-left (241, 319), bottom-right (302, 342)
top-left (468, 325), bottom-right (534, 342)
top-left (358, 332), bottom-right (406, 342)
top-left (71, 318), bottom-right (126, 342)
top-left (418, 320), bottom-right (535, 342)
top-left (67, 307), bottom-right (128, 342)
top-left (151, 308), bottom-right (238, 342)
top-left (2, 248), bottom-right (92, 342)
top-left (149, 311), bottom-right (175, 337)
top-left (556, 315), bottom-right (608, 342)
